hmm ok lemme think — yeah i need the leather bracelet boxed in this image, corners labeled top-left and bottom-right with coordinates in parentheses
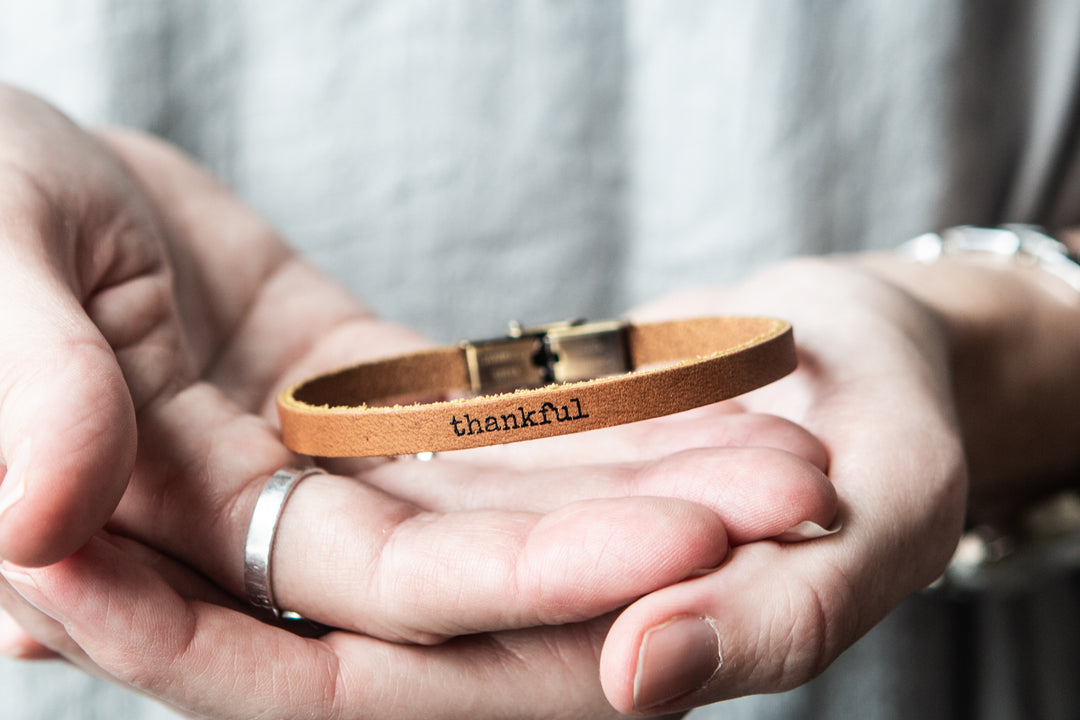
top-left (277, 316), bottom-right (796, 458)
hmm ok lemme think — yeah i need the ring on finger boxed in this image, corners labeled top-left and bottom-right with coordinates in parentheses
top-left (243, 466), bottom-right (325, 620)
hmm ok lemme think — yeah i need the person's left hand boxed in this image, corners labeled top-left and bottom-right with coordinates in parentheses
top-left (401, 258), bottom-right (969, 714)
top-left (601, 260), bottom-right (967, 712)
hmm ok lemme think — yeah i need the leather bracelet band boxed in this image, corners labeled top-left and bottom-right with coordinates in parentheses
top-left (276, 316), bottom-right (796, 458)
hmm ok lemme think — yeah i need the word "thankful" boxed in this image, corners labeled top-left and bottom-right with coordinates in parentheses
top-left (449, 398), bottom-right (589, 437)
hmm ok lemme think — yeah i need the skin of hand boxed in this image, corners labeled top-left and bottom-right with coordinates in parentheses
top-left (13, 79), bottom-right (1068, 719)
top-left (857, 250), bottom-right (1080, 523)
top-left (588, 248), bottom-right (1080, 714)
top-left (0, 249), bottom-right (972, 718)
top-left (5, 87), bottom-right (1073, 716)
top-left (0, 84), bottom-right (838, 718)
top-left (375, 251), bottom-right (1080, 715)
top-left (410, 259), bottom-right (971, 713)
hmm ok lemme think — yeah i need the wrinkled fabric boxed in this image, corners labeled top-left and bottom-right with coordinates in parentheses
top-left (1, 2), bottom-right (1079, 718)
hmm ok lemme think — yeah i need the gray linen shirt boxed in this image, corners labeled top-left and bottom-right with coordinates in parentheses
top-left (2, 2), bottom-right (1079, 718)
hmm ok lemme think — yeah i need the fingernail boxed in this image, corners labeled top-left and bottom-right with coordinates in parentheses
top-left (633, 616), bottom-right (722, 711)
top-left (774, 519), bottom-right (843, 542)
top-left (0, 439), bottom-right (30, 522)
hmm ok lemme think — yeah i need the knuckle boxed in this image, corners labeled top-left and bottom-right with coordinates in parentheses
top-left (747, 564), bottom-right (859, 693)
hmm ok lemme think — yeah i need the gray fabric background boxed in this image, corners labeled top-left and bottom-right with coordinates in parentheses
top-left (2, 1), bottom-right (1080, 717)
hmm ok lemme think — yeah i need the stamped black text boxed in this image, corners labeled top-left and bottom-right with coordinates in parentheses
top-left (449, 398), bottom-right (589, 437)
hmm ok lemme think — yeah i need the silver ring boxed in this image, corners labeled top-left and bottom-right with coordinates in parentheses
top-left (244, 466), bottom-right (325, 619)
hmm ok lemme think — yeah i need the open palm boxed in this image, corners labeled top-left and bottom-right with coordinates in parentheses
top-left (0, 86), bottom-right (837, 718)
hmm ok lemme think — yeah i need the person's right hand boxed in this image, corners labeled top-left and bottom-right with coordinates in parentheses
top-left (0, 85), bottom-right (837, 718)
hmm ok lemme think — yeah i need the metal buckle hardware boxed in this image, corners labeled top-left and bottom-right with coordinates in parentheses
top-left (462, 319), bottom-right (632, 394)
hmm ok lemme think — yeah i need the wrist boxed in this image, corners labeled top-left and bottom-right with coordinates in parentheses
top-left (856, 229), bottom-right (1080, 516)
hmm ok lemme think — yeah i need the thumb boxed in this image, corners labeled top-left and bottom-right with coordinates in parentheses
top-left (599, 541), bottom-right (851, 715)
top-left (0, 242), bottom-right (136, 567)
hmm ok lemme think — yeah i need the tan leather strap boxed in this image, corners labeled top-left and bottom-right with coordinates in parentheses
top-left (277, 317), bottom-right (796, 457)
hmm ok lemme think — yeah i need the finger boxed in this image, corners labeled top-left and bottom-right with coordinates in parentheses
top-left (600, 432), bottom-right (964, 715)
top-left (111, 384), bottom-right (729, 641)
top-left (0, 605), bottom-right (60, 661)
top-left (0, 91), bottom-right (199, 566)
top-left (96, 129), bottom-right (293, 393)
top-left (0, 536), bottom-right (636, 720)
top-left (0, 222), bottom-right (136, 566)
top-left (0, 530), bottom-right (278, 679)
top-left (1, 538), bottom-right (348, 718)
top-left (599, 542), bottom-right (812, 713)
top-left (100, 130), bottom-right (434, 418)
top-left (278, 475), bottom-right (727, 641)
top-left (367, 446), bottom-right (838, 546)
top-left (0, 565), bottom-right (79, 664)
top-left (451, 406), bottom-right (829, 471)
top-left (600, 537), bottom-right (879, 714)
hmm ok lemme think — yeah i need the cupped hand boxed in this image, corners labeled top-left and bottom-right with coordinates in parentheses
top-left (400, 259), bottom-right (967, 713)
top-left (0, 85), bottom-right (839, 718)
top-left (5, 256), bottom-right (963, 718)
top-left (592, 260), bottom-right (966, 713)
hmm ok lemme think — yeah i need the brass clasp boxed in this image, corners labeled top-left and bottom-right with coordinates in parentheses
top-left (462, 319), bottom-right (631, 394)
